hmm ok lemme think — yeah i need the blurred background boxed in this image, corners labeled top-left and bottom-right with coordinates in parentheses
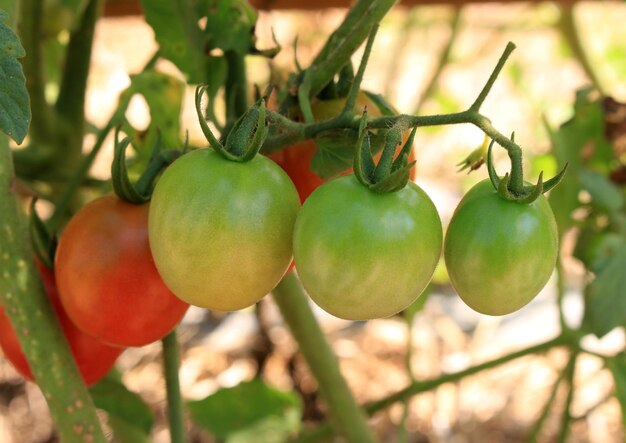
top-left (2, 1), bottom-right (626, 442)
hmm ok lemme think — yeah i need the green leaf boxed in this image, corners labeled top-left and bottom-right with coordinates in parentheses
top-left (140, 0), bottom-right (209, 83)
top-left (204, 0), bottom-right (257, 55)
top-left (583, 240), bottom-right (626, 338)
top-left (574, 230), bottom-right (625, 274)
top-left (106, 415), bottom-right (152, 443)
top-left (606, 354), bottom-right (626, 429)
top-left (187, 378), bottom-right (301, 440)
top-left (0, 11), bottom-right (30, 144)
top-left (119, 71), bottom-right (184, 161)
top-left (310, 129), bottom-right (357, 179)
top-left (548, 88), bottom-right (614, 234)
top-left (90, 376), bottom-right (154, 435)
top-left (578, 169), bottom-right (624, 214)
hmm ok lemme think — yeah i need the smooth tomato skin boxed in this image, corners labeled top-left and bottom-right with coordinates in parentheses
top-left (55, 196), bottom-right (189, 347)
top-left (148, 149), bottom-right (300, 311)
top-left (0, 263), bottom-right (123, 386)
top-left (293, 175), bottom-right (442, 320)
top-left (443, 179), bottom-right (559, 316)
top-left (269, 92), bottom-right (416, 203)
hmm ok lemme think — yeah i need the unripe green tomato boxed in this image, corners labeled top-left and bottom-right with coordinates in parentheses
top-left (148, 149), bottom-right (300, 311)
top-left (293, 175), bottom-right (442, 320)
top-left (444, 179), bottom-right (559, 315)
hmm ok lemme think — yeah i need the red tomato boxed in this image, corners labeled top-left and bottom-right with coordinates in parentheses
top-left (0, 262), bottom-right (123, 386)
top-left (55, 195), bottom-right (189, 347)
top-left (269, 92), bottom-right (416, 203)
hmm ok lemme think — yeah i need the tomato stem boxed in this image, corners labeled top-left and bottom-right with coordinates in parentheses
top-left (162, 330), bottom-right (187, 443)
top-left (272, 272), bottom-right (377, 443)
top-left (342, 25), bottom-right (378, 118)
top-left (469, 41), bottom-right (516, 112)
top-left (294, 334), bottom-right (570, 442)
top-left (556, 351), bottom-right (578, 443)
top-left (0, 137), bottom-right (108, 443)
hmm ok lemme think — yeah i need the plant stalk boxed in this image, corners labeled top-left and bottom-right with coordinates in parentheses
top-left (0, 136), bottom-right (107, 443)
top-left (225, 50), bottom-right (249, 122)
top-left (17, 0), bottom-right (55, 144)
top-left (273, 272), bottom-right (377, 443)
top-left (163, 330), bottom-right (186, 443)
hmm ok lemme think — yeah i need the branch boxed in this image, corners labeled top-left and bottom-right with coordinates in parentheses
top-left (295, 334), bottom-right (569, 443)
top-left (273, 272), bottom-right (377, 443)
top-left (163, 330), bottom-right (186, 443)
top-left (55, 0), bottom-right (103, 142)
top-left (17, 0), bottom-right (55, 143)
top-left (0, 137), bottom-right (107, 442)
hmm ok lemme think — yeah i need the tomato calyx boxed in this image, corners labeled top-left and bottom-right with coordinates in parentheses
top-left (486, 137), bottom-right (568, 204)
top-left (353, 112), bottom-right (417, 193)
top-left (111, 128), bottom-right (182, 204)
top-left (196, 85), bottom-right (268, 162)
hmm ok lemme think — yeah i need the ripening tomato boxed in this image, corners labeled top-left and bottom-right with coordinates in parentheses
top-left (293, 175), bottom-right (442, 320)
top-left (55, 196), bottom-right (189, 347)
top-left (444, 179), bottom-right (559, 315)
top-left (0, 262), bottom-right (123, 386)
top-left (269, 91), bottom-right (416, 203)
top-left (148, 148), bottom-right (300, 311)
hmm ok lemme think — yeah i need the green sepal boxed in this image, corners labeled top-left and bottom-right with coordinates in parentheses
top-left (353, 112), bottom-right (375, 186)
top-left (487, 137), bottom-right (568, 203)
top-left (518, 171), bottom-right (544, 204)
top-left (195, 85), bottom-right (225, 151)
top-left (497, 173), bottom-right (516, 200)
top-left (540, 162), bottom-right (568, 194)
top-left (354, 113), bottom-right (415, 193)
top-left (373, 128), bottom-right (403, 181)
top-left (487, 138), bottom-right (501, 190)
top-left (224, 99), bottom-right (268, 162)
top-left (391, 125), bottom-right (417, 174)
top-left (370, 161), bottom-right (415, 193)
top-left (112, 129), bottom-right (180, 204)
top-left (29, 199), bottom-right (56, 269)
top-left (112, 130), bottom-right (150, 204)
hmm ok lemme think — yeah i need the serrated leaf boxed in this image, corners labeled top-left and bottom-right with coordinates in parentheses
top-left (578, 169), bottom-right (624, 214)
top-left (140, 0), bottom-right (209, 83)
top-left (187, 379), bottom-right (301, 440)
top-left (0, 11), bottom-right (30, 144)
top-left (606, 354), bottom-right (626, 429)
top-left (90, 376), bottom-right (154, 434)
top-left (583, 242), bottom-right (626, 338)
top-left (204, 0), bottom-right (257, 55)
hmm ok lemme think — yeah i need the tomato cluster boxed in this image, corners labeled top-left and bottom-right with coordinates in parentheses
top-left (1, 88), bottom-right (561, 387)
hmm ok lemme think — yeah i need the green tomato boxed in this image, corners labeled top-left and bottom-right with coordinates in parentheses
top-left (444, 179), bottom-right (559, 316)
top-left (148, 149), bottom-right (300, 311)
top-left (293, 175), bottom-right (442, 320)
